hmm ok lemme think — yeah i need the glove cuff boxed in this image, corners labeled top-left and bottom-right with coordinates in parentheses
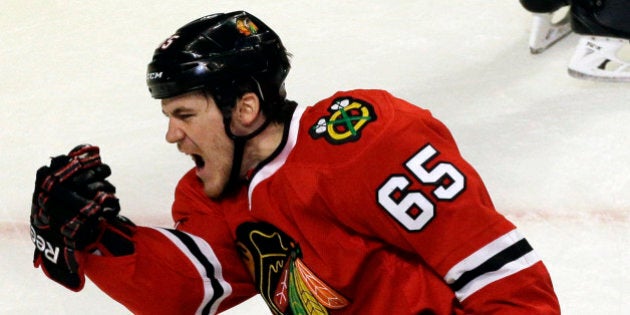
top-left (34, 247), bottom-right (86, 292)
top-left (88, 216), bottom-right (136, 257)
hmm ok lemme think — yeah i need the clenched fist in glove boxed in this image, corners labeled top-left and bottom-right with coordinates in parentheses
top-left (30, 145), bottom-right (135, 291)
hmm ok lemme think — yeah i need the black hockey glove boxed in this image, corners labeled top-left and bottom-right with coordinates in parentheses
top-left (30, 145), bottom-right (135, 291)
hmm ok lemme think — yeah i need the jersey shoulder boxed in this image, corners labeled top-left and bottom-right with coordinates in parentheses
top-left (295, 89), bottom-right (447, 163)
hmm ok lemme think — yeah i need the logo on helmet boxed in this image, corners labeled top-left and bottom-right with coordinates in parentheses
top-left (236, 18), bottom-right (259, 36)
top-left (147, 72), bottom-right (163, 80)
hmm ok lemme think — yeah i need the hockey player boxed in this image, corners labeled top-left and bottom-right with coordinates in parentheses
top-left (520, 0), bottom-right (630, 81)
top-left (30, 11), bottom-right (561, 314)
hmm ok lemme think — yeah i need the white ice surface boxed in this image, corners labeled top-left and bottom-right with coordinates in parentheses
top-left (1, 1), bottom-right (628, 314)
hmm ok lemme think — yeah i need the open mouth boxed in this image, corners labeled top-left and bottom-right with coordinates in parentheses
top-left (192, 154), bottom-right (205, 169)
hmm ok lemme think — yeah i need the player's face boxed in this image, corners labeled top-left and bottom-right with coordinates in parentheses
top-left (162, 90), bottom-right (234, 198)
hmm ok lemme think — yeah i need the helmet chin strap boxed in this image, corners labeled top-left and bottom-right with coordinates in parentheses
top-left (212, 77), bottom-right (273, 197)
top-left (221, 115), bottom-right (271, 197)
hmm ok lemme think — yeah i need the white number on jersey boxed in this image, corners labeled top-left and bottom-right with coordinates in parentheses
top-left (377, 144), bottom-right (466, 231)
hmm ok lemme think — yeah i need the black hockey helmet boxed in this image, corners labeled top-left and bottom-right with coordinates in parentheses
top-left (146, 11), bottom-right (290, 108)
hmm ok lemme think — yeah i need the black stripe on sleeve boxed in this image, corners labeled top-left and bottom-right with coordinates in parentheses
top-left (449, 238), bottom-right (534, 292)
top-left (166, 229), bottom-right (225, 315)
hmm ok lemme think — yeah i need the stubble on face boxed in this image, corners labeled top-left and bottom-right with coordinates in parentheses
top-left (162, 91), bottom-right (235, 199)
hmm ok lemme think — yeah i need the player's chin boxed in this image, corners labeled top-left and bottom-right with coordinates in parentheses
top-left (201, 177), bottom-right (226, 199)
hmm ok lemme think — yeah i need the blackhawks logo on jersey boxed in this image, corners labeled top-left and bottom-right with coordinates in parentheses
top-left (236, 222), bottom-right (350, 314)
top-left (310, 97), bottom-right (376, 144)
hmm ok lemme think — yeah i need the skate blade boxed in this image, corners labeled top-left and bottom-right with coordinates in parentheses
top-left (528, 12), bottom-right (572, 54)
top-left (568, 68), bottom-right (630, 82)
top-left (530, 29), bottom-right (571, 54)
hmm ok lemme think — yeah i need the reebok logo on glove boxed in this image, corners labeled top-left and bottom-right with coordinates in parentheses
top-left (31, 226), bottom-right (60, 264)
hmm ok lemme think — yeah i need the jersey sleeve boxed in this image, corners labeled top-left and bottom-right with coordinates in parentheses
top-left (314, 90), bottom-right (560, 313)
top-left (81, 169), bottom-right (256, 315)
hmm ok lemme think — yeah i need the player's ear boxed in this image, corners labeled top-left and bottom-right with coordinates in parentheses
top-left (231, 92), bottom-right (262, 131)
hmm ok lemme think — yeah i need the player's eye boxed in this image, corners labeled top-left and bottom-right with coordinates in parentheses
top-left (174, 112), bottom-right (195, 121)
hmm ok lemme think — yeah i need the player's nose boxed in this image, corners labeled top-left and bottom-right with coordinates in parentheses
top-left (165, 118), bottom-right (184, 144)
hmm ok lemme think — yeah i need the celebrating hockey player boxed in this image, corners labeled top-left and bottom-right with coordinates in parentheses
top-left (30, 11), bottom-right (561, 314)
top-left (520, 0), bottom-right (630, 81)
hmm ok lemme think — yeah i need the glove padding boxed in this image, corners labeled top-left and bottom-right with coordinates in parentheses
top-left (30, 145), bottom-right (134, 291)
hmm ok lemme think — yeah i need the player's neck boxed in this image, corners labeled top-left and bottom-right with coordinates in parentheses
top-left (241, 122), bottom-right (285, 175)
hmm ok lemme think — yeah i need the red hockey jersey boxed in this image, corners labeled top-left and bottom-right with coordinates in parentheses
top-left (82, 89), bottom-right (560, 314)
